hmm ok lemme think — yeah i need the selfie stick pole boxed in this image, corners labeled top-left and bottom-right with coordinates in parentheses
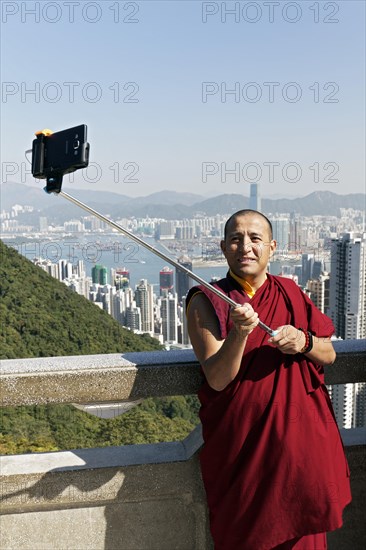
top-left (57, 191), bottom-right (277, 337)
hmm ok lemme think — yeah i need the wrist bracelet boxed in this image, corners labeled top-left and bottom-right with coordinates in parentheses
top-left (298, 328), bottom-right (313, 354)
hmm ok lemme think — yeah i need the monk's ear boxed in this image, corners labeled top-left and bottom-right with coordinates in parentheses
top-left (269, 239), bottom-right (277, 258)
top-left (220, 240), bottom-right (226, 254)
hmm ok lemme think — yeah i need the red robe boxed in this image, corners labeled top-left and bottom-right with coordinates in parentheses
top-left (186, 273), bottom-right (351, 550)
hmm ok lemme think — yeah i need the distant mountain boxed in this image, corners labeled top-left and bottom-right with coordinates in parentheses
top-left (1, 182), bottom-right (364, 220)
top-left (133, 190), bottom-right (204, 206)
top-left (169, 192), bottom-right (365, 218)
top-left (0, 182), bottom-right (131, 211)
top-left (263, 191), bottom-right (366, 216)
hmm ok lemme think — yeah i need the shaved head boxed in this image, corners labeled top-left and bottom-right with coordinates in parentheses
top-left (224, 210), bottom-right (273, 240)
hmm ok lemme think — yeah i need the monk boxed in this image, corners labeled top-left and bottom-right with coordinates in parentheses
top-left (186, 210), bottom-right (351, 550)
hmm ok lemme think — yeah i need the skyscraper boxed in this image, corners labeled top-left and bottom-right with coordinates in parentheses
top-left (176, 255), bottom-right (193, 302)
top-left (301, 253), bottom-right (314, 288)
top-left (272, 217), bottom-right (290, 252)
top-left (113, 267), bottom-right (130, 290)
top-left (249, 183), bottom-right (261, 212)
top-left (289, 212), bottom-right (302, 251)
top-left (159, 266), bottom-right (174, 295)
top-left (126, 302), bottom-right (142, 332)
top-left (312, 260), bottom-right (324, 280)
top-left (354, 383), bottom-right (366, 428)
top-left (181, 296), bottom-right (190, 345)
top-left (160, 292), bottom-right (178, 343)
top-left (327, 384), bottom-right (355, 429)
top-left (329, 232), bottom-right (366, 339)
top-left (58, 259), bottom-right (73, 281)
top-left (91, 264), bottom-right (108, 285)
top-left (134, 279), bottom-right (154, 334)
top-left (328, 232), bottom-right (366, 429)
top-left (306, 273), bottom-right (330, 314)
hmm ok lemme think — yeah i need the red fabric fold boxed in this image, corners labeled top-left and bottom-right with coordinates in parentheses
top-left (186, 273), bottom-right (351, 550)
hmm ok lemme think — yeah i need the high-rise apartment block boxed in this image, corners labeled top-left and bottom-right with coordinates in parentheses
top-left (327, 232), bottom-right (366, 429)
top-left (327, 382), bottom-right (366, 429)
top-left (327, 384), bottom-right (355, 429)
top-left (176, 255), bottom-right (193, 302)
top-left (306, 273), bottom-right (330, 314)
top-left (329, 232), bottom-right (366, 339)
top-left (157, 221), bottom-right (175, 240)
top-left (160, 266), bottom-right (174, 295)
top-left (301, 253), bottom-right (314, 288)
top-left (160, 292), bottom-right (178, 343)
top-left (180, 296), bottom-right (190, 345)
top-left (272, 217), bottom-right (290, 252)
top-left (354, 383), bottom-right (366, 428)
top-left (134, 279), bottom-right (154, 334)
top-left (289, 212), bottom-right (302, 251)
top-left (92, 264), bottom-right (108, 285)
top-left (126, 302), bottom-right (142, 332)
top-left (112, 267), bottom-right (130, 290)
top-left (58, 259), bottom-right (73, 281)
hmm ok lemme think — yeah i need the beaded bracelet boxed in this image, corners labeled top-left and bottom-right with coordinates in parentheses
top-left (298, 328), bottom-right (314, 354)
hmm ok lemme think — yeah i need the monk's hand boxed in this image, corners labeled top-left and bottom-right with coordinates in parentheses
top-left (268, 325), bottom-right (306, 354)
top-left (230, 304), bottom-right (259, 337)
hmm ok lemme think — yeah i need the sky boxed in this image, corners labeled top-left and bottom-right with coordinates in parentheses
top-left (1, 0), bottom-right (365, 199)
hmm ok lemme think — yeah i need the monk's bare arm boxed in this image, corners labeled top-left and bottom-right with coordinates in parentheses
top-left (303, 336), bottom-right (336, 365)
top-left (269, 325), bottom-right (336, 366)
top-left (187, 293), bottom-right (258, 391)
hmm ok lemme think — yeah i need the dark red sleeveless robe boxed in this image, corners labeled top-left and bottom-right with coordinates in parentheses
top-left (186, 273), bottom-right (351, 550)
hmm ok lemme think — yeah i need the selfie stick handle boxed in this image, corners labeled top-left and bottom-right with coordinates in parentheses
top-left (58, 191), bottom-right (277, 337)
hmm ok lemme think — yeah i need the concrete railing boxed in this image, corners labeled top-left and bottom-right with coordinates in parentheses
top-left (1, 340), bottom-right (366, 549)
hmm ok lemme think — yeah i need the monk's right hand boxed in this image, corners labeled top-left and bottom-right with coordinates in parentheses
top-left (230, 304), bottom-right (259, 337)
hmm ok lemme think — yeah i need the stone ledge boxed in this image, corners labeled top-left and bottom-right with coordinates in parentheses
top-left (0, 426), bottom-right (203, 476)
top-left (0, 457), bottom-right (213, 550)
top-left (1, 341), bottom-right (365, 406)
top-left (0, 350), bottom-right (201, 406)
top-left (339, 427), bottom-right (366, 447)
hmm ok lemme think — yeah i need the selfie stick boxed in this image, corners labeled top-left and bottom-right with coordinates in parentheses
top-left (56, 190), bottom-right (277, 337)
top-left (31, 127), bottom-right (276, 337)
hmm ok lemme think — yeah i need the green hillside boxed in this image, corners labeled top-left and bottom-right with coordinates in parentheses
top-left (0, 240), bottom-right (161, 358)
top-left (0, 241), bottom-right (199, 454)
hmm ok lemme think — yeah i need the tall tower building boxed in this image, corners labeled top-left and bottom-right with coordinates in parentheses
top-left (312, 260), bottom-right (324, 280)
top-left (58, 259), bottom-right (73, 281)
top-left (160, 266), bottom-right (174, 295)
top-left (327, 384), bottom-right (355, 429)
top-left (329, 232), bottom-right (366, 339)
top-left (134, 279), bottom-right (154, 334)
top-left (176, 255), bottom-right (193, 302)
top-left (113, 267), bottom-right (130, 290)
top-left (301, 253), bottom-right (314, 288)
top-left (161, 292), bottom-right (178, 343)
top-left (92, 264), bottom-right (108, 285)
top-left (354, 383), bottom-right (366, 428)
top-left (272, 217), bottom-right (290, 252)
top-left (306, 273), bottom-right (330, 314)
top-left (289, 212), bottom-right (302, 251)
top-left (126, 302), bottom-right (142, 332)
top-left (249, 183), bottom-right (261, 212)
top-left (181, 296), bottom-right (190, 345)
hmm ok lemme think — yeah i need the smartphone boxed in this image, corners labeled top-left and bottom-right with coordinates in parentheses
top-left (32, 124), bottom-right (90, 179)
